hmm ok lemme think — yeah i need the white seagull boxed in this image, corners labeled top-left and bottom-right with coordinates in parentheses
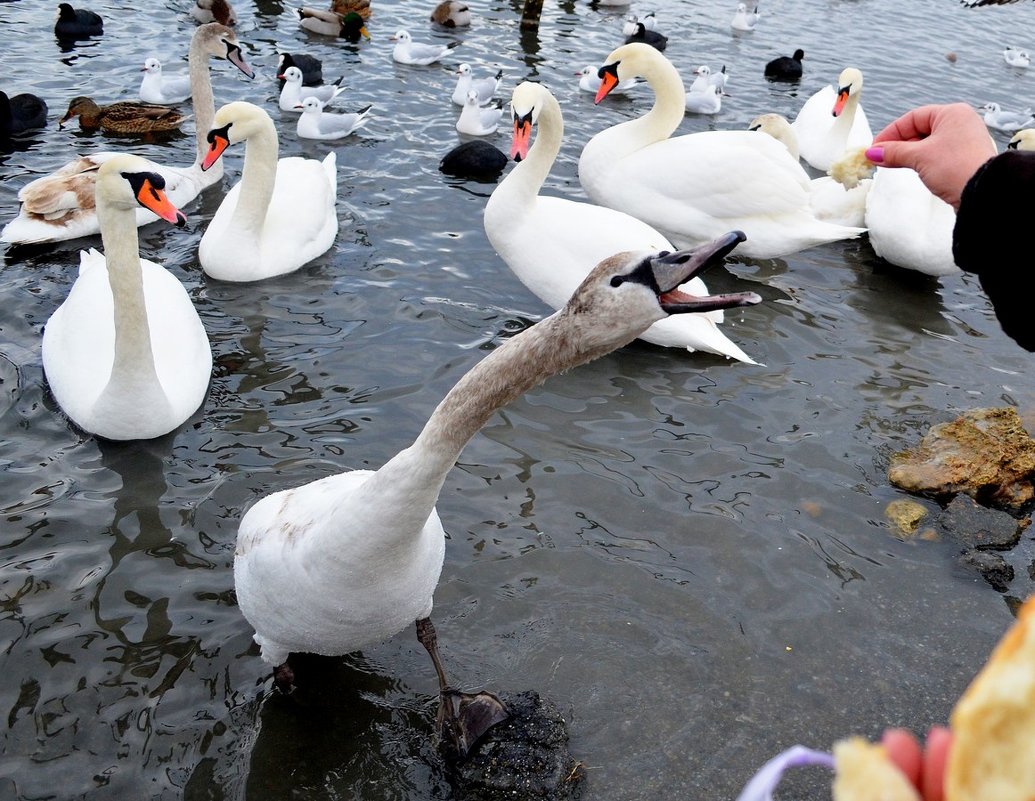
top-left (980, 101), bottom-right (1035, 132)
top-left (1004, 46), bottom-right (1031, 67)
top-left (730, 3), bottom-right (759, 31)
top-left (390, 30), bottom-right (460, 65)
top-left (451, 63), bottom-right (502, 106)
top-left (456, 90), bottom-right (502, 135)
top-left (138, 58), bottom-right (192, 104)
top-left (296, 95), bottom-right (372, 140)
top-left (278, 66), bottom-right (345, 112)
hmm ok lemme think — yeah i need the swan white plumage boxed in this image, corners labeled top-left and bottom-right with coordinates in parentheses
top-left (199, 101), bottom-right (338, 282)
top-left (864, 167), bottom-right (959, 277)
top-left (748, 113), bottom-right (870, 229)
top-left (485, 81), bottom-right (757, 364)
top-left (139, 58), bottom-right (193, 104)
top-left (580, 44), bottom-right (865, 260)
top-left (233, 237), bottom-right (760, 752)
top-left (790, 67), bottom-right (872, 172)
top-left (2, 23), bottom-right (254, 245)
top-left (42, 155), bottom-right (210, 441)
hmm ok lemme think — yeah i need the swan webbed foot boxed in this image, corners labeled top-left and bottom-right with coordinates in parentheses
top-left (439, 687), bottom-right (510, 759)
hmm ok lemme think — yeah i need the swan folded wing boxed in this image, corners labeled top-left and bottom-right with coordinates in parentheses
top-left (610, 133), bottom-right (812, 224)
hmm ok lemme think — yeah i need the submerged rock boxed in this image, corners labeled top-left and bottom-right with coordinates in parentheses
top-left (450, 691), bottom-right (583, 800)
top-left (960, 550), bottom-right (1015, 592)
top-left (888, 407), bottom-right (1035, 511)
top-left (937, 494), bottom-right (1027, 551)
top-left (885, 498), bottom-right (929, 536)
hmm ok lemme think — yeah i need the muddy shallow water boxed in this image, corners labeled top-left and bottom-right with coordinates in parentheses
top-left (1, 0), bottom-right (1034, 799)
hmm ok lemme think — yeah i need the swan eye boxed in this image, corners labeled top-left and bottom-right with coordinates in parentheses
top-left (610, 275), bottom-right (625, 288)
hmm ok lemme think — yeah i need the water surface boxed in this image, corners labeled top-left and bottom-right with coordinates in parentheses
top-left (1, 1), bottom-right (1033, 799)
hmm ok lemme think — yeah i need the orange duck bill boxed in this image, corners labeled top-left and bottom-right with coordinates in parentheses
top-left (124, 170), bottom-right (186, 226)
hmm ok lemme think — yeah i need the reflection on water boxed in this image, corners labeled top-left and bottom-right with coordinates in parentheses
top-left (2, 0), bottom-right (1035, 799)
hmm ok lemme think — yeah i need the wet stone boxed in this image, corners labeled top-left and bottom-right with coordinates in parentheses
top-left (885, 498), bottom-right (929, 536)
top-left (960, 549), bottom-right (1015, 593)
top-left (450, 691), bottom-right (584, 800)
top-left (937, 494), bottom-right (1027, 551)
top-left (888, 407), bottom-right (1035, 511)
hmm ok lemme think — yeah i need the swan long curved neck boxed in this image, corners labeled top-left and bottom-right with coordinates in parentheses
top-left (354, 307), bottom-right (627, 538)
top-left (832, 92), bottom-right (860, 138)
top-left (631, 51), bottom-right (686, 143)
top-left (232, 119), bottom-right (278, 235)
top-left (515, 91), bottom-right (564, 202)
top-left (96, 199), bottom-right (161, 391)
top-left (187, 34), bottom-right (216, 166)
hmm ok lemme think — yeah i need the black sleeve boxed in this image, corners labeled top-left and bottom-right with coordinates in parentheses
top-left (953, 150), bottom-right (1035, 351)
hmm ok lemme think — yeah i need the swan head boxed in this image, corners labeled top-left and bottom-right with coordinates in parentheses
top-left (141, 58), bottom-right (162, 74)
top-left (278, 65), bottom-right (303, 84)
top-left (1008, 129), bottom-right (1035, 150)
top-left (508, 81), bottom-right (552, 162)
top-left (202, 101), bottom-right (271, 170)
top-left (194, 23), bottom-right (254, 78)
top-left (748, 113), bottom-right (800, 160)
top-left (565, 233), bottom-right (760, 345)
top-left (595, 43), bottom-right (667, 103)
top-left (97, 155), bottom-right (187, 226)
top-left (832, 67), bottom-right (863, 117)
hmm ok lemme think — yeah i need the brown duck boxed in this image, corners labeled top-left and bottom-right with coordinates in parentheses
top-left (59, 96), bottom-right (187, 134)
top-left (329, 0), bottom-right (371, 19)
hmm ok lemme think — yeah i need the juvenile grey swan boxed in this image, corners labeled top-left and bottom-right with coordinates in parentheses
top-left (233, 237), bottom-right (761, 756)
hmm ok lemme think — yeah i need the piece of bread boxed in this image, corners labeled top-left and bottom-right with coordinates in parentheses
top-left (832, 737), bottom-right (921, 801)
top-left (945, 596), bottom-right (1035, 800)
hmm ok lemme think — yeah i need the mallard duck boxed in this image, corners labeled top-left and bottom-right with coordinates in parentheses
top-left (0, 91), bottom-right (48, 137)
top-left (59, 96), bottom-right (187, 134)
top-left (297, 8), bottom-right (370, 40)
top-left (54, 3), bottom-right (103, 38)
top-left (430, 1), bottom-right (471, 27)
top-left (190, 0), bottom-right (237, 25)
top-left (330, 0), bottom-right (371, 18)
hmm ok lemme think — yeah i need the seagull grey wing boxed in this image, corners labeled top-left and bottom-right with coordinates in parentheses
top-left (409, 42), bottom-right (448, 61)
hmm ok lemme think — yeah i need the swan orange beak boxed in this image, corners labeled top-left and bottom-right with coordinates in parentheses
top-left (832, 85), bottom-right (850, 117)
top-left (511, 113), bottom-right (532, 161)
top-left (202, 123), bottom-right (232, 171)
top-left (125, 172), bottom-right (187, 227)
top-left (595, 63), bottom-right (621, 104)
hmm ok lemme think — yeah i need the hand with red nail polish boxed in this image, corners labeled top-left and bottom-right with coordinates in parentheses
top-left (870, 103), bottom-right (996, 211)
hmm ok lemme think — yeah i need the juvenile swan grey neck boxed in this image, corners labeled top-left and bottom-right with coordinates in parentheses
top-left (188, 25), bottom-right (220, 170)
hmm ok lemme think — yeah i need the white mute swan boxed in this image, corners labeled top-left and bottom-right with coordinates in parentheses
top-left (199, 101), bottom-right (338, 282)
top-left (485, 81), bottom-right (757, 364)
top-left (42, 155), bottom-right (211, 441)
top-left (864, 167), bottom-right (959, 277)
top-left (2, 23), bottom-right (254, 245)
top-left (581, 44), bottom-right (864, 259)
top-left (791, 66), bottom-right (872, 172)
top-left (233, 237), bottom-right (761, 754)
top-left (748, 113), bottom-right (870, 229)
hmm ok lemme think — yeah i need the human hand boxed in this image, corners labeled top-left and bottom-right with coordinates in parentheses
top-left (867, 103), bottom-right (996, 211)
top-left (881, 726), bottom-right (953, 801)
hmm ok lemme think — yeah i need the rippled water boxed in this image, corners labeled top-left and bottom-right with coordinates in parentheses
top-left (2, 0), bottom-right (1034, 799)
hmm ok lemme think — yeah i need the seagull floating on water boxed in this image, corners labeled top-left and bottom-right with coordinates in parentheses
top-left (390, 30), bottom-right (461, 65)
top-left (730, 2), bottom-right (759, 31)
top-left (1003, 46), bottom-right (1031, 67)
top-left (139, 58), bottom-right (192, 104)
top-left (980, 101), bottom-right (1035, 131)
top-left (456, 90), bottom-right (502, 135)
top-left (296, 95), bottom-right (372, 140)
top-left (278, 66), bottom-right (345, 112)
top-left (452, 63), bottom-right (502, 106)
